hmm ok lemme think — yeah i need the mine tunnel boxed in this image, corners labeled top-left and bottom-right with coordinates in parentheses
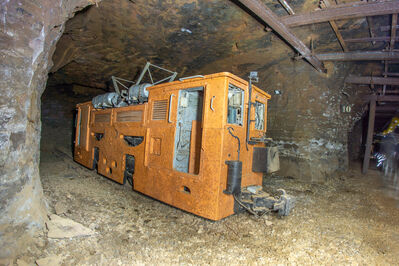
top-left (2, 0), bottom-right (399, 264)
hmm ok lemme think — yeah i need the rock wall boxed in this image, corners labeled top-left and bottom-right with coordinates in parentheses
top-left (265, 61), bottom-right (351, 181)
top-left (0, 0), bottom-right (95, 259)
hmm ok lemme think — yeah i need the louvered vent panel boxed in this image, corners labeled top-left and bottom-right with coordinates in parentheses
top-left (152, 100), bottom-right (168, 120)
top-left (117, 110), bottom-right (143, 122)
top-left (94, 113), bottom-right (111, 123)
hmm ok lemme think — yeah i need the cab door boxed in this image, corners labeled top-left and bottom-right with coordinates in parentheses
top-left (172, 86), bottom-right (204, 174)
top-left (74, 103), bottom-right (93, 169)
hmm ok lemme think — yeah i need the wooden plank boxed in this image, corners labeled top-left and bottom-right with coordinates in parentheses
top-left (381, 24), bottom-right (399, 31)
top-left (375, 113), bottom-right (397, 117)
top-left (376, 105), bottom-right (399, 112)
top-left (345, 36), bottom-right (399, 42)
top-left (363, 95), bottom-right (399, 102)
top-left (376, 90), bottom-right (399, 94)
top-left (383, 72), bottom-right (399, 76)
top-left (362, 97), bottom-right (376, 174)
top-left (235, 0), bottom-right (326, 72)
top-left (346, 75), bottom-right (399, 85)
top-left (321, 0), bottom-right (348, 52)
top-left (282, 1), bottom-right (399, 27)
top-left (317, 51), bottom-right (399, 61)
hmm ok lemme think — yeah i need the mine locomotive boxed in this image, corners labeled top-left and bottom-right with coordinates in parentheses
top-left (74, 62), bottom-right (293, 220)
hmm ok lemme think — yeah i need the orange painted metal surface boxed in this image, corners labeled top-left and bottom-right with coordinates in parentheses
top-left (74, 72), bottom-right (271, 220)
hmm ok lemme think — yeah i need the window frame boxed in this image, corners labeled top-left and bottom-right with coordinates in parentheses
top-left (254, 100), bottom-right (265, 131)
top-left (226, 83), bottom-right (245, 126)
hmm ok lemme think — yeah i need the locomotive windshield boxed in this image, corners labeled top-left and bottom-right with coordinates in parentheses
top-left (227, 84), bottom-right (244, 126)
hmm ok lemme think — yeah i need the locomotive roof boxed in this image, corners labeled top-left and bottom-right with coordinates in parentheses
top-left (147, 72), bottom-right (271, 99)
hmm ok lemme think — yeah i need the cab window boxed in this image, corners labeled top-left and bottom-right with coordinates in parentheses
top-left (254, 101), bottom-right (265, 131)
top-left (227, 84), bottom-right (244, 126)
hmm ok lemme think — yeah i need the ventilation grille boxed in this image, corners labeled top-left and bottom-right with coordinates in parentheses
top-left (116, 110), bottom-right (143, 122)
top-left (152, 100), bottom-right (168, 120)
top-left (94, 113), bottom-right (111, 123)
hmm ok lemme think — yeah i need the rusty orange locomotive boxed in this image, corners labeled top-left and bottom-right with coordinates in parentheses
top-left (74, 64), bottom-right (292, 220)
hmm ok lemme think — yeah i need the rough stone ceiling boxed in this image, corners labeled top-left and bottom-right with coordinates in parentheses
top-left (48, 0), bottom-right (399, 90)
top-left (46, 0), bottom-right (336, 88)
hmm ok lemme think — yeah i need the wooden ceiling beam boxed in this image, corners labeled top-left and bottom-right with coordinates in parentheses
top-left (234, 0), bottom-right (326, 72)
top-left (376, 106), bottom-right (399, 112)
top-left (281, 1), bottom-right (399, 27)
top-left (345, 36), bottom-right (399, 43)
top-left (346, 75), bottom-right (399, 85)
top-left (317, 51), bottom-right (399, 61)
top-left (383, 72), bottom-right (399, 76)
top-left (375, 113), bottom-right (398, 117)
top-left (363, 94), bottom-right (399, 102)
top-left (381, 24), bottom-right (399, 31)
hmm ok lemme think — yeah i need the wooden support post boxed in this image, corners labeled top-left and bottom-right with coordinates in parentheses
top-left (362, 97), bottom-right (376, 174)
top-left (382, 14), bottom-right (397, 93)
top-left (391, 14), bottom-right (398, 50)
top-left (383, 61), bottom-right (388, 94)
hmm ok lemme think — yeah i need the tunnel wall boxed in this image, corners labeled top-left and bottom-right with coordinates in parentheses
top-left (265, 60), bottom-right (356, 182)
top-left (0, 0), bottom-right (94, 259)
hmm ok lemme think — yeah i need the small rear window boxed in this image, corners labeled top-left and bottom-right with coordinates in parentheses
top-left (254, 101), bottom-right (265, 131)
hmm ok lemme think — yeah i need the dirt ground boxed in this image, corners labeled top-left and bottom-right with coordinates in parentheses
top-left (16, 148), bottom-right (399, 265)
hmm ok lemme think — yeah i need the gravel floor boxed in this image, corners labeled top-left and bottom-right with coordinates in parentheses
top-left (14, 146), bottom-right (399, 265)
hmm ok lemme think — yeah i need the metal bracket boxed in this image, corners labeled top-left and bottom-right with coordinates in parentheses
top-left (210, 96), bottom-right (215, 112)
top-left (112, 62), bottom-right (177, 97)
top-left (168, 94), bottom-right (175, 123)
top-left (136, 62), bottom-right (178, 86)
top-left (179, 75), bottom-right (205, 81)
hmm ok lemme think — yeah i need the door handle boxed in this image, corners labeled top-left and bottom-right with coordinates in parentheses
top-left (210, 96), bottom-right (215, 112)
top-left (168, 94), bottom-right (175, 123)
